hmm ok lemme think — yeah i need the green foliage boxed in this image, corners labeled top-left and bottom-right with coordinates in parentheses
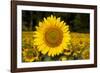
top-left (43, 56), bottom-right (53, 61)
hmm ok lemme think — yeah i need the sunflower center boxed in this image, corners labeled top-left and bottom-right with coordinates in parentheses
top-left (45, 28), bottom-right (63, 47)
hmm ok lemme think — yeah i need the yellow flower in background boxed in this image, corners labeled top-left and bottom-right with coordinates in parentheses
top-left (60, 56), bottom-right (67, 61)
top-left (71, 33), bottom-right (90, 56)
top-left (71, 33), bottom-right (90, 49)
top-left (34, 15), bottom-right (71, 57)
top-left (22, 48), bottom-right (35, 62)
top-left (22, 47), bottom-right (39, 62)
top-left (81, 49), bottom-right (90, 59)
top-left (64, 48), bottom-right (72, 56)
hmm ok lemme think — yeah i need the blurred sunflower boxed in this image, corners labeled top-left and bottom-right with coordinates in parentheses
top-left (81, 49), bottom-right (90, 59)
top-left (22, 47), bottom-right (39, 62)
top-left (64, 48), bottom-right (72, 56)
top-left (60, 56), bottom-right (67, 61)
top-left (34, 15), bottom-right (71, 57)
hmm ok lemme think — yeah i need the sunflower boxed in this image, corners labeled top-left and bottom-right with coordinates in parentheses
top-left (22, 47), bottom-right (39, 62)
top-left (81, 49), bottom-right (90, 59)
top-left (64, 48), bottom-right (72, 56)
top-left (60, 56), bottom-right (67, 61)
top-left (34, 15), bottom-right (71, 57)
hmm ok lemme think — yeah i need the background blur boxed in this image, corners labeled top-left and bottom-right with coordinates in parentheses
top-left (22, 10), bottom-right (90, 33)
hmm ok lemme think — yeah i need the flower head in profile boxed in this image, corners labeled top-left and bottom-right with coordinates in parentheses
top-left (34, 15), bottom-right (71, 57)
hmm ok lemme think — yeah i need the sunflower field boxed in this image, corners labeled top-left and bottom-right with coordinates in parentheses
top-left (22, 11), bottom-right (90, 62)
top-left (22, 32), bottom-right (90, 62)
